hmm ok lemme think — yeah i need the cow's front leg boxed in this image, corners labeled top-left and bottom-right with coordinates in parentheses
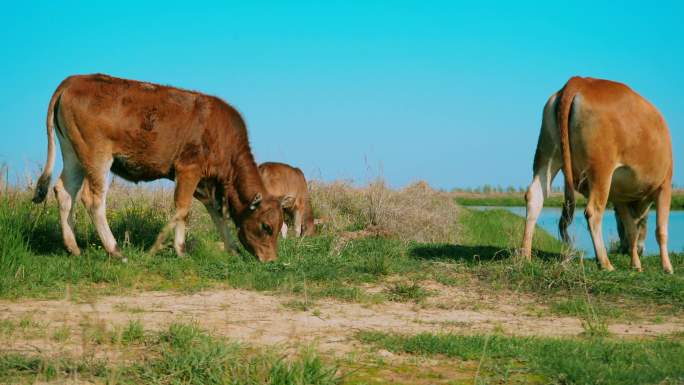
top-left (293, 209), bottom-right (303, 237)
top-left (151, 170), bottom-right (200, 256)
top-left (205, 203), bottom-right (240, 254)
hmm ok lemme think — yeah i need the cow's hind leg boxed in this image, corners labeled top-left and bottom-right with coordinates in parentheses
top-left (614, 202), bottom-right (649, 271)
top-left (53, 137), bottom-right (85, 255)
top-left (522, 95), bottom-right (563, 259)
top-left (82, 159), bottom-right (125, 261)
top-left (615, 204), bottom-right (649, 257)
top-left (584, 171), bottom-right (613, 271)
top-left (614, 203), bottom-right (638, 270)
top-left (150, 170), bottom-right (201, 256)
top-left (636, 213), bottom-right (648, 256)
top-left (522, 143), bottom-right (561, 258)
top-left (655, 182), bottom-right (673, 274)
top-left (615, 210), bottom-right (628, 254)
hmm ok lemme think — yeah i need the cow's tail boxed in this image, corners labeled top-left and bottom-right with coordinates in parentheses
top-left (33, 81), bottom-right (68, 203)
top-left (557, 77), bottom-right (581, 243)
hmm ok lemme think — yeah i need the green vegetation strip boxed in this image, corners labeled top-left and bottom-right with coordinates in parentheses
top-left (0, 323), bottom-right (340, 385)
top-left (454, 193), bottom-right (587, 207)
top-left (1, 195), bottom-right (683, 313)
top-left (358, 331), bottom-right (684, 385)
top-left (1, 192), bottom-right (432, 301)
top-left (454, 191), bottom-right (684, 209)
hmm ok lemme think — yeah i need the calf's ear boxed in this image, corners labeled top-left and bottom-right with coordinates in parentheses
top-left (280, 195), bottom-right (296, 209)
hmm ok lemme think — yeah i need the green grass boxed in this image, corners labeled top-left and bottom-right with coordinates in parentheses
top-left (458, 208), bottom-right (562, 254)
top-left (385, 281), bottom-right (432, 303)
top-left (50, 325), bottom-right (71, 342)
top-left (0, 322), bottom-right (342, 384)
top-left (3, 187), bottom-right (684, 384)
top-left (1, 193), bottom-right (683, 315)
top-left (550, 297), bottom-right (624, 319)
top-left (0, 192), bottom-right (423, 301)
top-left (358, 331), bottom-right (684, 385)
top-left (454, 192), bottom-right (586, 207)
top-left (120, 320), bottom-right (145, 345)
top-left (426, 209), bottom-right (684, 312)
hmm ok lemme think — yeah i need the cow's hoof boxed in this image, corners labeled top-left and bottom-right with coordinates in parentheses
top-left (516, 248), bottom-right (532, 261)
top-left (149, 244), bottom-right (162, 255)
top-left (109, 247), bottom-right (127, 263)
top-left (664, 267), bottom-right (674, 275)
top-left (174, 242), bottom-right (187, 257)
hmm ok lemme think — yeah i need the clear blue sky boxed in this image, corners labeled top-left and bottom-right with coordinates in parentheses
top-left (1, 1), bottom-right (682, 189)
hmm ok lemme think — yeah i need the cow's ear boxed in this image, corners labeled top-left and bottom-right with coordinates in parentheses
top-left (249, 193), bottom-right (263, 210)
top-left (280, 195), bottom-right (295, 209)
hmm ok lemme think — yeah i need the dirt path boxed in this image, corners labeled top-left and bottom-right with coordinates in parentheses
top-left (1, 285), bottom-right (681, 357)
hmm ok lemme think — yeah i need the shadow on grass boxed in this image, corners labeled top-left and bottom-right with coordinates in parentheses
top-left (409, 244), bottom-right (560, 262)
top-left (25, 220), bottom-right (66, 255)
top-left (24, 207), bottom-right (166, 255)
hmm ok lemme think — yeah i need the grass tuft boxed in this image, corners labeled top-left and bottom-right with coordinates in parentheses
top-left (120, 320), bottom-right (145, 345)
top-left (0, 323), bottom-right (342, 384)
top-left (358, 331), bottom-right (684, 385)
top-left (385, 281), bottom-right (431, 303)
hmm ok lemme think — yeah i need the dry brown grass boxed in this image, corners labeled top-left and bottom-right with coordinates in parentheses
top-left (309, 178), bottom-right (461, 243)
top-left (106, 178), bottom-right (175, 214)
top-left (14, 172), bottom-right (461, 245)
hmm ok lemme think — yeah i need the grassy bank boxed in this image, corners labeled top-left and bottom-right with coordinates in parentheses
top-left (454, 191), bottom-right (583, 207)
top-left (358, 331), bottom-right (684, 385)
top-left (0, 321), bottom-right (341, 384)
top-left (454, 190), bottom-right (684, 209)
top-left (1, 186), bottom-right (682, 312)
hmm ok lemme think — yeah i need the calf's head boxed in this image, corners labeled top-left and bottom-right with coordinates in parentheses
top-left (237, 193), bottom-right (284, 262)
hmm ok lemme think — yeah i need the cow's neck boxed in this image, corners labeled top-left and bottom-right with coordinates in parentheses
top-left (227, 150), bottom-right (266, 222)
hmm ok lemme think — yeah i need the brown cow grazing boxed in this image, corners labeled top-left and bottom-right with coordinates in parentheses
top-left (32, 74), bottom-right (286, 262)
top-left (258, 162), bottom-right (315, 238)
top-left (521, 77), bottom-right (673, 273)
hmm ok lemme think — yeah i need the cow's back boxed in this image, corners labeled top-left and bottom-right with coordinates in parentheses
top-left (56, 74), bottom-right (248, 182)
top-left (568, 78), bottom-right (672, 196)
top-left (258, 162), bottom-right (308, 200)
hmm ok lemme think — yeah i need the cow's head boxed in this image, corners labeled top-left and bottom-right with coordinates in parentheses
top-left (237, 193), bottom-right (284, 262)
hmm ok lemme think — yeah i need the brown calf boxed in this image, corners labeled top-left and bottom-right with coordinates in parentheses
top-left (521, 77), bottom-right (673, 273)
top-left (33, 74), bottom-right (285, 262)
top-left (258, 162), bottom-right (315, 237)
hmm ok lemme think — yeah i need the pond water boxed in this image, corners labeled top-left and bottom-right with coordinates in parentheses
top-left (473, 206), bottom-right (684, 256)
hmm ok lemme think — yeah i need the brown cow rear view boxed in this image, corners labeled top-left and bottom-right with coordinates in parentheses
top-left (258, 162), bottom-right (315, 237)
top-left (521, 77), bottom-right (673, 273)
top-left (33, 74), bottom-right (285, 262)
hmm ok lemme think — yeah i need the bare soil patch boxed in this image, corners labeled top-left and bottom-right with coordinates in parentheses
top-left (1, 285), bottom-right (681, 360)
